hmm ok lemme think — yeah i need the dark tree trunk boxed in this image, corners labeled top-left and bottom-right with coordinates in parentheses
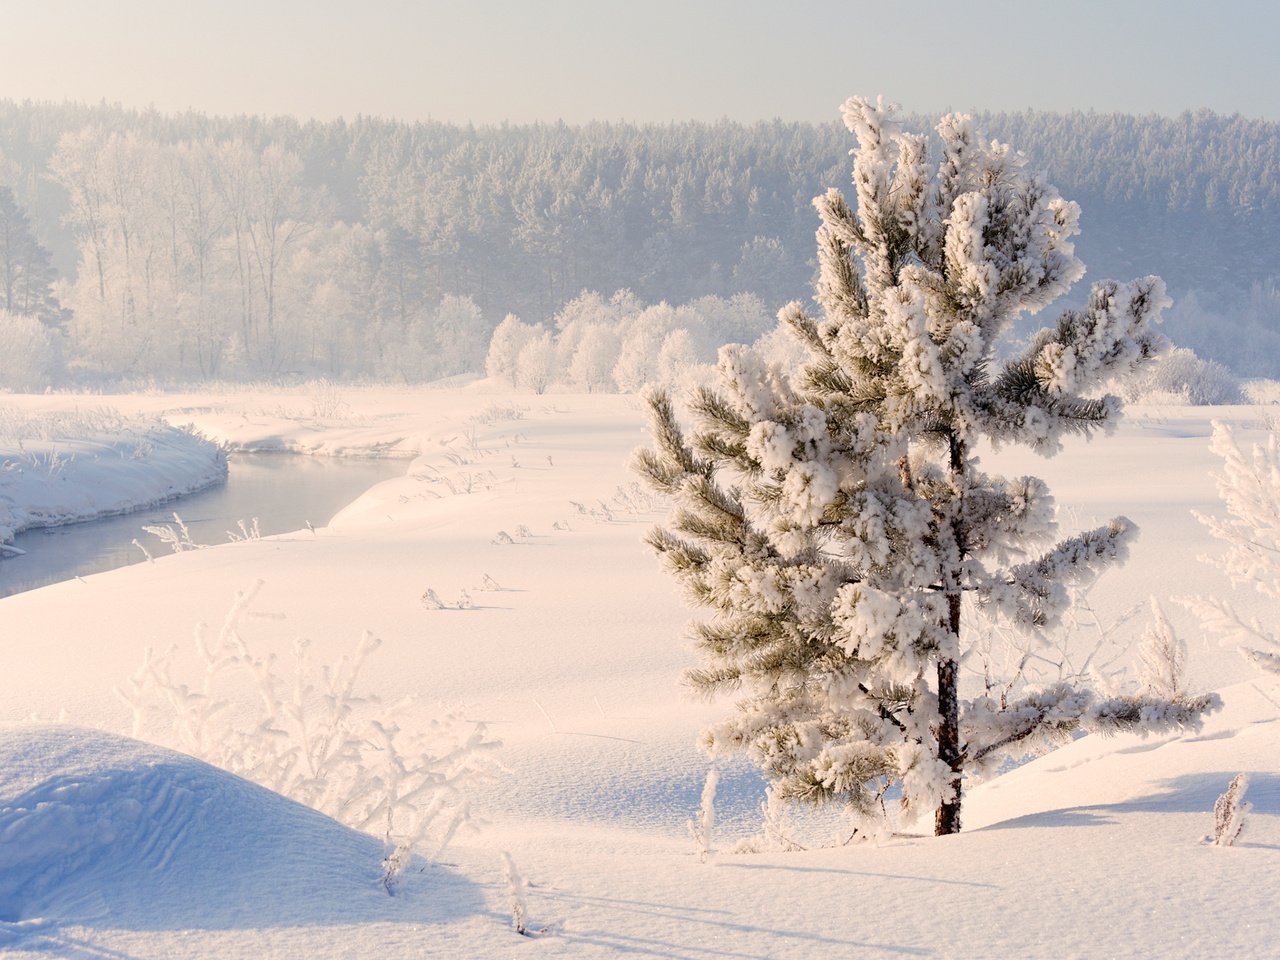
top-left (935, 601), bottom-right (963, 836)
top-left (935, 431), bottom-right (966, 836)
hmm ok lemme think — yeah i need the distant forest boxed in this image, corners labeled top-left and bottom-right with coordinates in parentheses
top-left (0, 100), bottom-right (1276, 381)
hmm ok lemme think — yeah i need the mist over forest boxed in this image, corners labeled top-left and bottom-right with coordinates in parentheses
top-left (1, 99), bottom-right (1276, 385)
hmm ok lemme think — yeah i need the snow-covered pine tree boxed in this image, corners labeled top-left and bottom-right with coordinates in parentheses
top-left (634, 97), bottom-right (1217, 836)
top-left (0, 186), bottom-right (67, 328)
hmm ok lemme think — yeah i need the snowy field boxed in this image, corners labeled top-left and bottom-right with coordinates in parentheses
top-left (0, 384), bottom-right (1277, 959)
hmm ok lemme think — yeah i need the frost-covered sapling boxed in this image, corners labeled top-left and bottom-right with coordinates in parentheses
top-left (636, 97), bottom-right (1217, 837)
top-left (733, 786), bottom-right (809, 854)
top-left (1139, 598), bottom-right (1188, 698)
top-left (1184, 423), bottom-right (1280, 675)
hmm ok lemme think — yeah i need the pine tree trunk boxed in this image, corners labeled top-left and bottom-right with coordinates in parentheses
top-left (935, 432), bottom-right (966, 836)
top-left (935, 600), bottom-right (963, 836)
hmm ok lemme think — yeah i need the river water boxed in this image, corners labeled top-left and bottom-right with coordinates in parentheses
top-left (0, 453), bottom-right (404, 599)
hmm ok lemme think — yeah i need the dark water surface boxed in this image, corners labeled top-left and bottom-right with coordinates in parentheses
top-left (0, 453), bottom-right (403, 599)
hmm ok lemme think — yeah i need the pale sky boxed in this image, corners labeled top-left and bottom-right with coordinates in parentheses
top-left (1, 0), bottom-right (1275, 124)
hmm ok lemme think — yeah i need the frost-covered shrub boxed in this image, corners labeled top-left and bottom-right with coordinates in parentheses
top-left (1123, 346), bottom-right (1243, 405)
top-left (141, 513), bottom-right (204, 553)
top-left (117, 582), bottom-right (501, 862)
top-left (0, 405), bottom-right (136, 444)
top-left (1242, 379), bottom-right (1280, 405)
top-left (1184, 423), bottom-right (1280, 674)
top-left (0, 311), bottom-right (62, 391)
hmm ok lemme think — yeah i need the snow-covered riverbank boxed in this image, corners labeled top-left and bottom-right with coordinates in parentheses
top-left (0, 407), bottom-right (226, 546)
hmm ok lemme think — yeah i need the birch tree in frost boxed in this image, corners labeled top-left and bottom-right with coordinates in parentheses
top-left (635, 97), bottom-right (1217, 836)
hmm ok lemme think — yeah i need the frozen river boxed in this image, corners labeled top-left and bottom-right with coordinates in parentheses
top-left (0, 453), bottom-right (403, 598)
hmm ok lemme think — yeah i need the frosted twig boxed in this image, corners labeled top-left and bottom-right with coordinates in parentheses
top-left (687, 766), bottom-right (719, 863)
top-left (1213, 774), bottom-right (1250, 846)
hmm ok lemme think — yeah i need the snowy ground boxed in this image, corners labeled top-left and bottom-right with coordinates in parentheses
top-left (0, 385), bottom-right (1275, 958)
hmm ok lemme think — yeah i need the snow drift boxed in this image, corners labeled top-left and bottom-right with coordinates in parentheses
top-left (0, 725), bottom-right (482, 942)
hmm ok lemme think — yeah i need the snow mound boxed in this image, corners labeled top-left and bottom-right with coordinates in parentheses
top-left (0, 725), bottom-right (481, 939)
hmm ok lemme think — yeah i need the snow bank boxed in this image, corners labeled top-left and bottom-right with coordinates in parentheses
top-left (0, 408), bottom-right (226, 544)
top-left (0, 725), bottom-right (482, 943)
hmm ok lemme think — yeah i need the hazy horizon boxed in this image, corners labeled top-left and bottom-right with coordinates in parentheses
top-left (3, 0), bottom-right (1277, 125)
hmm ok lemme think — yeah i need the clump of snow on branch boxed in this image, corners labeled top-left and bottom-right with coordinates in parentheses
top-left (116, 581), bottom-right (501, 866)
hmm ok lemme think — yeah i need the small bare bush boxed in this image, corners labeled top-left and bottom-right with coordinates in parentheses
top-left (310, 380), bottom-right (352, 419)
top-left (1242, 378), bottom-right (1280, 405)
top-left (142, 513), bottom-right (205, 553)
